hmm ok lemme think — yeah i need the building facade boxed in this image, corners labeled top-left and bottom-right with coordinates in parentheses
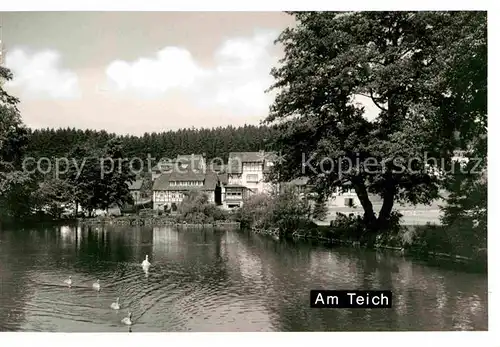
top-left (127, 179), bottom-right (144, 204)
top-left (328, 185), bottom-right (361, 208)
top-left (225, 151), bottom-right (277, 196)
top-left (152, 170), bottom-right (218, 211)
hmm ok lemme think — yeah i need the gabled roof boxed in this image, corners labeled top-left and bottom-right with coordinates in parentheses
top-left (127, 179), bottom-right (144, 190)
top-left (218, 173), bottom-right (228, 185)
top-left (152, 174), bottom-right (171, 191)
top-left (227, 151), bottom-right (276, 174)
top-left (168, 169), bottom-right (206, 182)
top-left (204, 171), bottom-right (219, 190)
top-left (152, 170), bottom-right (218, 192)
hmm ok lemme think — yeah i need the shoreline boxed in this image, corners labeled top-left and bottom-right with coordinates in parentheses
top-left (248, 225), bottom-right (486, 267)
top-left (77, 216), bottom-right (240, 229)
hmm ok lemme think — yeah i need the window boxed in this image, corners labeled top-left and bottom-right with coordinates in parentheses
top-left (246, 174), bottom-right (259, 183)
top-left (243, 162), bottom-right (262, 171)
top-left (345, 198), bottom-right (354, 208)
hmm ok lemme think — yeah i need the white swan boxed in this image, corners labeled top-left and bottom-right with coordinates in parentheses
top-left (92, 279), bottom-right (101, 291)
top-left (142, 255), bottom-right (151, 271)
top-left (64, 276), bottom-right (72, 288)
top-left (121, 312), bottom-right (132, 326)
top-left (110, 297), bottom-right (120, 310)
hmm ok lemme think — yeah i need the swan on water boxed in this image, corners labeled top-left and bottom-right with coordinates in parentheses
top-left (92, 279), bottom-right (101, 291)
top-left (122, 312), bottom-right (132, 326)
top-left (142, 255), bottom-right (151, 270)
top-left (111, 297), bottom-right (120, 310)
top-left (64, 276), bottom-right (72, 288)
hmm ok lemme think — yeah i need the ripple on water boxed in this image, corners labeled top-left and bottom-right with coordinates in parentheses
top-left (0, 227), bottom-right (488, 332)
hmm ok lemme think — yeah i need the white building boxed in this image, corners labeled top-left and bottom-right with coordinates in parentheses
top-left (328, 185), bottom-right (361, 208)
top-left (217, 151), bottom-right (277, 209)
top-left (226, 151), bottom-right (276, 192)
top-left (152, 170), bottom-right (218, 211)
top-left (127, 179), bottom-right (144, 204)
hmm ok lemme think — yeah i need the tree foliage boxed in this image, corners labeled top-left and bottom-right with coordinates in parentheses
top-left (312, 198), bottom-right (328, 221)
top-left (25, 124), bottom-right (277, 165)
top-left (265, 11), bottom-right (486, 239)
top-left (236, 188), bottom-right (313, 236)
top-left (0, 65), bottom-right (32, 222)
top-left (436, 11), bottom-right (487, 245)
top-left (176, 190), bottom-right (228, 223)
top-left (32, 177), bottom-right (74, 218)
top-left (65, 139), bottom-right (135, 216)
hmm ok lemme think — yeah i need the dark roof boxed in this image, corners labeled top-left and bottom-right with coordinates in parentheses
top-left (218, 173), bottom-right (228, 185)
top-left (225, 184), bottom-right (252, 189)
top-left (204, 171), bottom-right (218, 190)
top-left (168, 170), bottom-right (206, 182)
top-left (152, 174), bottom-right (171, 191)
top-left (152, 170), bottom-right (218, 192)
top-left (127, 179), bottom-right (144, 190)
top-left (227, 151), bottom-right (276, 174)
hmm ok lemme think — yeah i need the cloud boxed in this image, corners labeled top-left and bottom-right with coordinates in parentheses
top-left (5, 48), bottom-right (81, 100)
top-left (105, 47), bottom-right (204, 98)
top-left (104, 30), bottom-right (279, 115)
top-left (203, 30), bottom-right (278, 114)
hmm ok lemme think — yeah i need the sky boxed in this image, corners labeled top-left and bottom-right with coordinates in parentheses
top-left (1, 12), bottom-right (379, 135)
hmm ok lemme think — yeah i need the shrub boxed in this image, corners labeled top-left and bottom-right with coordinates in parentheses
top-left (235, 188), bottom-right (314, 236)
top-left (176, 190), bottom-right (228, 224)
top-left (236, 193), bottom-right (274, 229)
top-left (328, 213), bottom-right (365, 241)
top-left (312, 199), bottom-right (328, 221)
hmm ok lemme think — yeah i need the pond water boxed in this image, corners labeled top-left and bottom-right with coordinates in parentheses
top-left (0, 225), bottom-right (488, 332)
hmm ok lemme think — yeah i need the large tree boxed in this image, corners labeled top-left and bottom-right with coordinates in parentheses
top-left (66, 138), bottom-right (135, 216)
top-left (437, 12), bottom-right (487, 254)
top-left (0, 66), bottom-right (32, 222)
top-left (265, 11), bottom-right (486, 238)
top-left (96, 138), bottom-right (135, 212)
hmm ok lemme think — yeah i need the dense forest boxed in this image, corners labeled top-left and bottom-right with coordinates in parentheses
top-left (25, 125), bottom-right (277, 163)
top-left (1, 113), bottom-right (277, 222)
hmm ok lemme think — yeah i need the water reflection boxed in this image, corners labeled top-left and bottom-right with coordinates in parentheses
top-left (0, 225), bottom-right (488, 332)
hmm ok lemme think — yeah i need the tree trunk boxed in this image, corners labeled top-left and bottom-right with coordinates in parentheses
top-left (351, 178), bottom-right (377, 226)
top-left (377, 188), bottom-right (396, 229)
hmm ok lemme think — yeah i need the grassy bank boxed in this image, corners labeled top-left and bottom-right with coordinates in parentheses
top-left (233, 190), bottom-right (486, 267)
